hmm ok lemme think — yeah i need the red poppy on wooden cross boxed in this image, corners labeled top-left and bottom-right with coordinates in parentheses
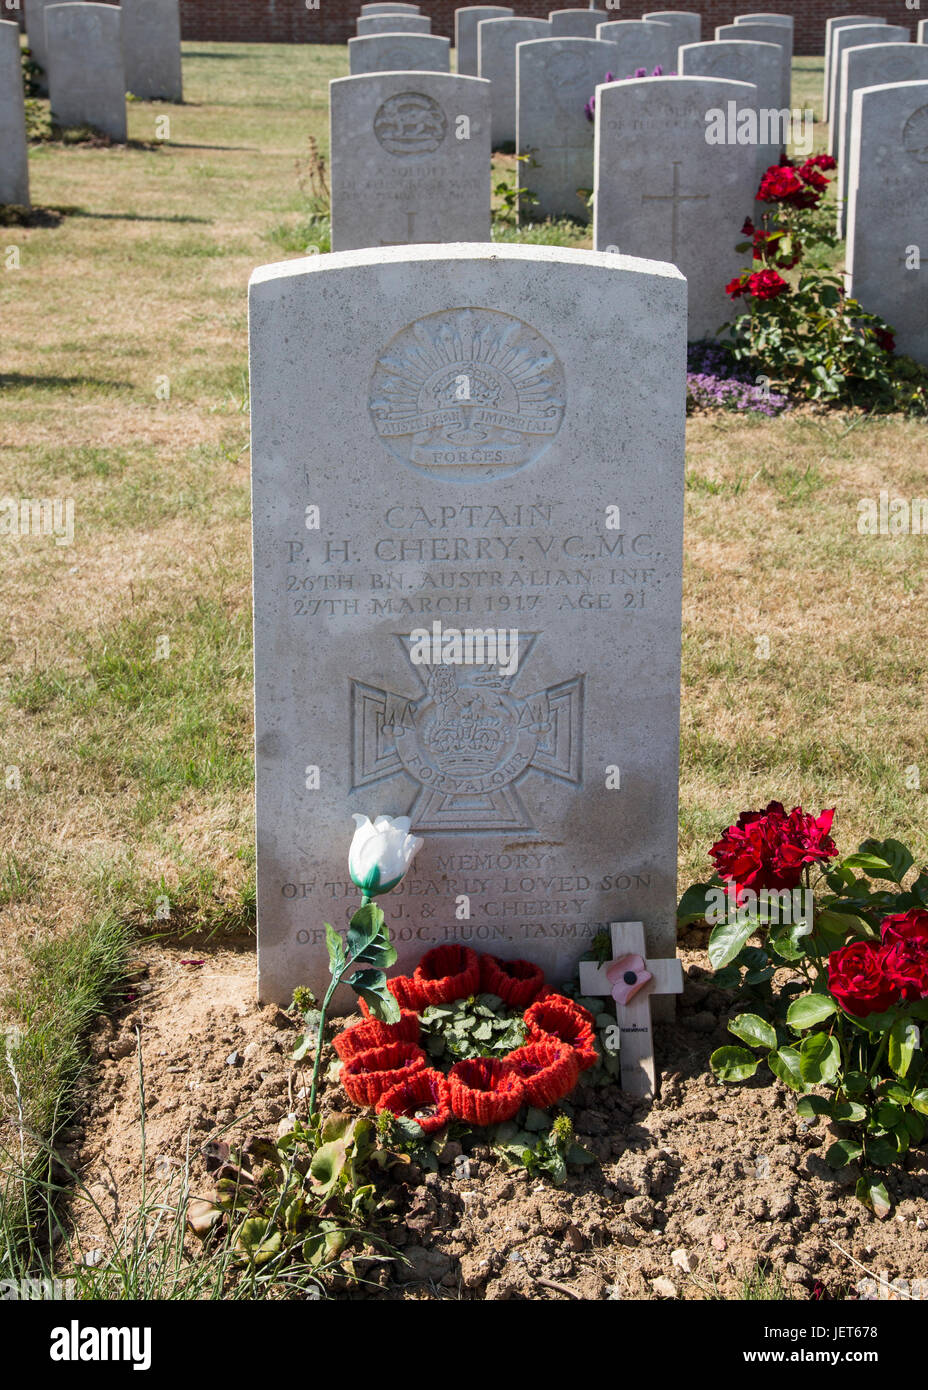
top-left (578, 921), bottom-right (683, 1099)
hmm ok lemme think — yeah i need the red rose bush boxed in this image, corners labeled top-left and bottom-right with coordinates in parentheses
top-left (680, 809), bottom-right (928, 1214)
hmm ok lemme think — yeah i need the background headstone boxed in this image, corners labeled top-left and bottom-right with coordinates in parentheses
top-left (846, 78), bottom-right (928, 366)
top-left (548, 10), bottom-right (608, 40)
top-left (361, 3), bottom-right (422, 13)
top-left (594, 75), bottom-right (760, 340)
top-left (642, 11), bottom-right (701, 53)
top-left (828, 24), bottom-right (909, 151)
top-left (837, 43), bottom-right (928, 234)
top-left (456, 5), bottom-right (512, 78)
top-left (517, 36), bottom-right (618, 223)
top-left (0, 20), bottom-right (30, 207)
top-left (824, 15), bottom-right (886, 121)
top-left (122, 0), bottom-right (182, 103)
top-left (920, 20), bottom-right (927, 45)
top-left (715, 21), bottom-right (791, 109)
top-left (248, 242), bottom-right (687, 1010)
top-left (330, 72), bottom-right (490, 250)
top-left (595, 19), bottom-right (675, 75)
top-left (46, 2), bottom-right (127, 143)
top-left (25, 0), bottom-right (58, 92)
top-left (357, 14), bottom-right (432, 36)
top-left (478, 15), bottom-right (550, 147)
top-left (679, 40), bottom-right (784, 179)
top-left (349, 33), bottom-right (450, 76)
top-left (734, 12), bottom-right (793, 28)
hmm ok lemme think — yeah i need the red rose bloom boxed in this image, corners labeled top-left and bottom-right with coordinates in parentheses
top-left (798, 159), bottom-right (830, 192)
top-left (873, 327), bottom-right (896, 354)
top-left (804, 153), bottom-right (837, 172)
top-left (747, 269), bottom-right (790, 300)
top-left (827, 941), bottom-right (900, 1018)
top-left (881, 909), bottom-right (928, 949)
top-left (882, 940), bottom-right (928, 1002)
top-left (709, 802), bottom-right (837, 893)
top-left (758, 164), bottom-right (820, 209)
top-left (726, 275), bottom-right (746, 299)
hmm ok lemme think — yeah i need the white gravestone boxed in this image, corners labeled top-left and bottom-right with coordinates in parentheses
top-left (642, 11), bottom-right (701, 53)
top-left (595, 19), bottom-right (675, 75)
top-left (920, 20), bottom-right (927, 45)
top-left (734, 12), bottom-right (793, 29)
top-left (25, 0), bottom-right (57, 92)
top-left (0, 20), bottom-right (30, 206)
top-left (828, 24), bottom-right (909, 152)
top-left (548, 10), bottom-right (608, 40)
top-left (349, 33), bottom-right (451, 76)
top-left (361, 4), bottom-right (422, 13)
top-left (456, 5), bottom-right (512, 78)
top-left (837, 43), bottom-right (928, 235)
top-left (330, 72), bottom-right (490, 250)
top-left (248, 242), bottom-right (686, 1008)
top-left (846, 79), bottom-right (928, 367)
top-left (579, 921), bottom-right (683, 1098)
top-left (594, 75), bottom-right (760, 341)
top-left (357, 14), bottom-right (432, 36)
top-left (679, 39), bottom-right (784, 181)
top-left (478, 15), bottom-right (550, 147)
top-left (46, 2), bottom-right (127, 142)
top-left (824, 15), bottom-right (886, 122)
top-left (122, 0), bottom-right (182, 103)
top-left (715, 21), bottom-right (791, 109)
top-left (517, 36), bottom-right (618, 223)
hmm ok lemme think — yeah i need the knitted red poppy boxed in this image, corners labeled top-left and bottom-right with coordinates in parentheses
top-left (448, 1057), bottom-right (525, 1126)
top-left (413, 944), bottom-right (481, 1006)
top-left (376, 1067), bottom-right (453, 1136)
top-left (479, 954), bottom-right (546, 1008)
top-left (333, 1009), bottom-right (420, 1063)
top-left (524, 997), bottom-right (598, 1070)
top-left (340, 1041), bottom-right (427, 1107)
top-left (506, 1039), bottom-right (581, 1108)
top-left (359, 975), bottom-right (425, 1015)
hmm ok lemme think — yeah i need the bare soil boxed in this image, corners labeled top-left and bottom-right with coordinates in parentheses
top-left (61, 940), bottom-right (928, 1301)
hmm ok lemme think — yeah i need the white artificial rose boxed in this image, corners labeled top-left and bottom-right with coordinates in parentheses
top-left (348, 813), bottom-right (423, 897)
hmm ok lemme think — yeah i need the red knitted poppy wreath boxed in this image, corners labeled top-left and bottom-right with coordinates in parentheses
top-left (334, 949), bottom-right (597, 1126)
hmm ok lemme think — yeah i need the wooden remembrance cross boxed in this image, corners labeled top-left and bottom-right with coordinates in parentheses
top-left (578, 921), bottom-right (683, 1098)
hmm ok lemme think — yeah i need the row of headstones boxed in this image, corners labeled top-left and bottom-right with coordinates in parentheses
top-left (823, 16), bottom-right (928, 235)
top-left (0, 0), bottom-right (182, 206)
top-left (330, 9), bottom-right (926, 360)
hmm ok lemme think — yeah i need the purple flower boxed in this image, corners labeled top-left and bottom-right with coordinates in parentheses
top-left (584, 72), bottom-right (615, 121)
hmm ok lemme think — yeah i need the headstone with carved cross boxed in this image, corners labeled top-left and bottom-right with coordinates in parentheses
top-left (329, 72), bottom-right (491, 251)
top-left (593, 75), bottom-right (760, 339)
top-left (579, 922), bottom-right (683, 1097)
top-left (248, 244), bottom-right (686, 1006)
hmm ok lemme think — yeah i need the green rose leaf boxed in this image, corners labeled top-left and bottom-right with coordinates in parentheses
top-left (710, 1045), bottom-right (760, 1082)
top-left (911, 1088), bottom-right (928, 1116)
top-left (676, 881), bottom-right (720, 924)
top-left (799, 1031), bottom-right (841, 1086)
top-left (856, 1173), bottom-right (891, 1220)
top-left (345, 902), bottom-right (397, 971)
top-left (888, 1017), bottom-right (919, 1079)
top-left (787, 994), bottom-right (837, 1031)
top-left (769, 1045), bottom-right (809, 1092)
top-left (844, 1070), bottom-right (868, 1095)
top-left (324, 922), bottom-right (345, 975)
top-left (708, 915), bottom-right (758, 970)
top-left (826, 1139), bottom-right (863, 1168)
top-left (728, 1013), bottom-right (777, 1050)
top-left (796, 1095), bottom-right (831, 1120)
top-left (833, 1101), bottom-right (868, 1123)
top-left (347, 967), bottom-right (400, 1024)
top-left (866, 1136), bottom-right (896, 1168)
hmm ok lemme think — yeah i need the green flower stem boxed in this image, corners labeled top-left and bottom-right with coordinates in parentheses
top-left (308, 934), bottom-right (374, 1116)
